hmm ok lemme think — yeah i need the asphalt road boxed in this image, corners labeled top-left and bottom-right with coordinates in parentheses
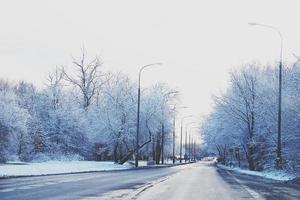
top-left (0, 162), bottom-right (299, 200)
top-left (137, 162), bottom-right (300, 200)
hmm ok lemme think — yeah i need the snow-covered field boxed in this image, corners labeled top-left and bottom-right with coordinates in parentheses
top-left (0, 160), bottom-right (185, 178)
top-left (0, 161), bottom-right (133, 177)
top-left (218, 164), bottom-right (297, 181)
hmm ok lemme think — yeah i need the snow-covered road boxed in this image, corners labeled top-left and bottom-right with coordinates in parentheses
top-left (0, 162), bottom-right (299, 200)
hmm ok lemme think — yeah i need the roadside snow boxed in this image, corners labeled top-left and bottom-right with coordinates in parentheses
top-left (0, 161), bottom-right (132, 177)
top-left (218, 164), bottom-right (296, 181)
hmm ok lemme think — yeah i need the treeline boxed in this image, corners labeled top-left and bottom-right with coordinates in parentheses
top-left (0, 52), bottom-right (178, 163)
top-left (201, 62), bottom-right (300, 173)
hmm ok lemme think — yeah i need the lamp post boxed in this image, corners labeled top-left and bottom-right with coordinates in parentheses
top-left (171, 106), bottom-right (188, 164)
top-left (193, 137), bottom-right (197, 161)
top-left (194, 137), bottom-right (197, 161)
top-left (188, 126), bottom-right (199, 160)
top-left (185, 122), bottom-right (197, 162)
top-left (248, 22), bottom-right (283, 169)
top-left (135, 63), bottom-right (162, 168)
top-left (180, 115), bottom-right (192, 163)
top-left (172, 116), bottom-right (176, 164)
top-left (161, 91), bottom-right (178, 164)
top-left (192, 136), bottom-right (197, 161)
top-left (189, 133), bottom-right (191, 162)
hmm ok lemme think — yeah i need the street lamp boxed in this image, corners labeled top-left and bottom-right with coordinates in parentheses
top-left (193, 136), bottom-right (199, 161)
top-left (171, 105), bottom-right (188, 164)
top-left (192, 136), bottom-right (197, 161)
top-left (248, 22), bottom-right (283, 169)
top-left (172, 114), bottom-right (176, 164)
top-left (135, 62), bottom-right (162, 168)
top-left (185, 122), bottom-right (197, 162)
top-left (161, 91), bottom-right (178, 164)
top-left (180, 115), bottom-right (193, 163)
top-left (187, 126), bottom-right (198, 162)
top-left (188, 127), bottom-right (199, 161)
top-left (189, 133), bottom-right (192, 162)
top-left (192, 136), bottom-right (195, 161)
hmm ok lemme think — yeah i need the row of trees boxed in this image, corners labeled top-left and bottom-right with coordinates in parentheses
top-left (0, 51), bottom-right (179, 164)
top-left (201, 62), bottom-right (300, 172)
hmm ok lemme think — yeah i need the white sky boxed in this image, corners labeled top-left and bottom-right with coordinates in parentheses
top-left (1, 0), bottom-right (300, 137)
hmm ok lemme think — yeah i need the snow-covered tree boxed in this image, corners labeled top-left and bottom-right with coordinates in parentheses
top-left (62, 50), bottom-right (107, 109)
top-left (201, 62), bottom-right (300, 173)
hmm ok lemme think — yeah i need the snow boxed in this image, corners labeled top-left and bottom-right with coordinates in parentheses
top-left (0, 161), bottom-right (132, 177)
top-left (0, 160), bottom-right (181, 178)
top-left (133, 160), bottom-right (178, 167)
top-left (218, 164), bottom-right (297, 181)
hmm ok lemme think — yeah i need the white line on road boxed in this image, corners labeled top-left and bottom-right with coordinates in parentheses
top-left (91, 174), bottom-right (175, 200)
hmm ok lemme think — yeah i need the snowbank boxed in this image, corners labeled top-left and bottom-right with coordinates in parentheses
top-left (218, 164), bottom-right (297, 181)
top-left (0, 161), bottom-right (132, 177)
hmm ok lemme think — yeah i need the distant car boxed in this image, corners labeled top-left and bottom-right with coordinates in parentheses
top-left (201, 156), bottom-right (217, 161)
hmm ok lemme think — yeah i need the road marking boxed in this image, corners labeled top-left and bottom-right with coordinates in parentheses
top-left (131, 177), bottom-right (169, 199)
top-left (225, 170), bottom-right (265, 200)
top-left (92, 174), bottom-right (177, 200)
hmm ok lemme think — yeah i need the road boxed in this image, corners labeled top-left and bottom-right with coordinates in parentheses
top-left (0, 162), bottom-right (299, 200)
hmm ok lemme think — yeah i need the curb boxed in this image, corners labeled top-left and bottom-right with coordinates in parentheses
top-left (216, 164), bottom-right (299, 185)
top-left (0, 161), bottom-right (194, 179)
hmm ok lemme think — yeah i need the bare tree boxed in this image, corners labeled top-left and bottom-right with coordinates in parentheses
top-left (62, 50), bottom-right (106, 109)
top-left (46, 67), bottom-right (64, 109)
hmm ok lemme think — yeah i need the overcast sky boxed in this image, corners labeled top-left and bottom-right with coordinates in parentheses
top-left (1, 0), bottom-right (300, 130)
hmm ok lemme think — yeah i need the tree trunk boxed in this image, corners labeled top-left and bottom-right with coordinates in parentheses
top-left (152, 136), bottom-right (156, 161)
top-left (119, 138), bottom-right (152, 165)
top-left (155, 136), bottom-right (161, 164)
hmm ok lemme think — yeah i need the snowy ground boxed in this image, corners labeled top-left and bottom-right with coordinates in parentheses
top-left (217, 164), bottom-right (297, 181)
top-left (0, 161), bottom-right (133, 177)
top-left (0, 160), bottom-right (181, 178)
